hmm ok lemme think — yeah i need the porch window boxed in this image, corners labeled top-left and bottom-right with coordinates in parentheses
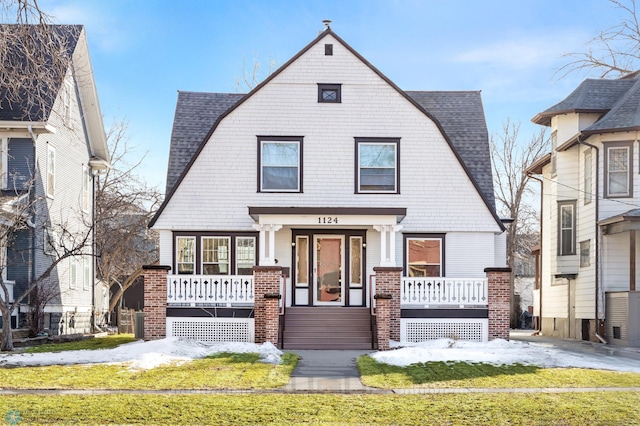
top-left (259, 136), bottom-right (302, 192)
top-left (356, 138), bottom-right (399, 193)
top-left (236, 237), bottom-right (256, 275)
top-left (176, 236), bottom-right (195, 274)
top-left (202, 237), bottom-right (230, 275)
top-left (604, 143), bottom-right (632, 198)
top-left (405, 236), bottom-right (443, 277)
top-left (558, 201), bottom-right (576, 256)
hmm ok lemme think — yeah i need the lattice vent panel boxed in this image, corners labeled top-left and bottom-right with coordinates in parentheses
top-left (168, 318), bottom-right (253, 342)
top-left (402, 319), bottom-right (487, 342)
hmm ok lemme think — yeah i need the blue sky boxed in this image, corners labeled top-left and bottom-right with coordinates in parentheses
top-left (41, 0), bottom-right (625, 192)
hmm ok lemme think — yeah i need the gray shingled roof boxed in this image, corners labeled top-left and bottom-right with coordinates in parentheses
top-left (0, 25), bottom-right (82, 122)
top-left (165, 91), bottom-right (244, 193)
top-left (164, 90), bottom-right (495, 210)
top-left (406, 91), bottom-right (495, 209)
top-left (583, 78), bottom-right (640, 133)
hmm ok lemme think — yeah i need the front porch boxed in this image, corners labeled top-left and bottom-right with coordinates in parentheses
top-left (144, 266), bottom-right (509, 349)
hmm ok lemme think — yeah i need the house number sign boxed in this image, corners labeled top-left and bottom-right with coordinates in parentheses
top-left (318, 216), bottom-right (339, 224)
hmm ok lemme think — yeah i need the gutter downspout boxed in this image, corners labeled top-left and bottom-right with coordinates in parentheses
top-left (577, 135), bottom-right (606, 344)
top-left (528, 174), bottom-right (543, 334)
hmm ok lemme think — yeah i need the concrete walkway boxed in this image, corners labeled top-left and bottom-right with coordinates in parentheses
top-left (282, 350), bottom-right (387, 393)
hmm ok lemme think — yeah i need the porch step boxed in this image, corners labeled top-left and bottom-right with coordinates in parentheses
top-left (282, 307), bottom-right (373, 350)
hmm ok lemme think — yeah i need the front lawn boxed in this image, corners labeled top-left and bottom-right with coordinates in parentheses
top-left (0, 352), bottom-right (298, 390)
top-left (358, 356), bottom-right (640, 389)
top-left (0, 393), bottom-right (639, 425)
top-left (25, 334), bottom-right (137, 353)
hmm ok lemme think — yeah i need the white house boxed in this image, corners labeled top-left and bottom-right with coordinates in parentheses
top-left (529, 72), bottom-right (640, 346)
top-left (0, 25), bottom-right (110, 336)
top-left (147, 27), bottom-right (509, 349)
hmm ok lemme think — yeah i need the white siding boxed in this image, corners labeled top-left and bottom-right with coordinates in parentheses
top-left (446, 233), bottom-right (495, 276)
top-left (603, 232), bottom-right (630, 292)
top-left (158, 230), bottom-right (173, 266)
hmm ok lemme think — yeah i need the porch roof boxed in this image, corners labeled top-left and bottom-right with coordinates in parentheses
top-left (599, 208), bottom-right (640, 234)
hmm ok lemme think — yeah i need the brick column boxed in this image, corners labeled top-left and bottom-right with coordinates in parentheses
top-left (485, 267), bottom-right (511, 340)
top-left (253, 266), bottom-right (282, 344)
top-left (374, 267), bottom-right (402, 342)
top-left (143, 265), bottom-right (171, 341)
top-left (374, 294), bottom-right (392, 350)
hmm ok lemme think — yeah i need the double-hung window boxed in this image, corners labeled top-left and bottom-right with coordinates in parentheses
top-left (558, 201), bottom-right (576, 256)
top-left (236, 237), bottom-right (256, 275)
top-left (356, 138), bottom-right (400, 193)
top-left (202, 237), bottom-right (230, 275)
top-left (404, 235), bottom-right (444, 277)
top-left (47, 144), bottom-right (55, 198)
top-left (605, 142), bottom-right (633, 198)
top-left (176, 236), bottom-right (196, 274)
top-left (258, 136), bottom-right (302, 192)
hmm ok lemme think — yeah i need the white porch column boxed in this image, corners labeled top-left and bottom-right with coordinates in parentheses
top-left (374, 224), bottom-right (403, 267)
top-left (252, 223), bottom-right (282, 266)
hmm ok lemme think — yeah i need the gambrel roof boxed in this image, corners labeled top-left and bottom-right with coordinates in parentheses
top-left (153, 29), bottom-right (501, 228)
top-left (532, 74), bottom-right (640, 135)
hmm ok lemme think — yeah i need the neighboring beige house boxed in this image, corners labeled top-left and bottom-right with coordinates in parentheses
top-left (529, 72), bottom-right (640, 346)
top-left (148, 27), bottom-right (509, 349)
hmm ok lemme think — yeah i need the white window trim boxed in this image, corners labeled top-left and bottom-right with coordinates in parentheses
top-left (558, 202), bottom-right (576, 256)
top-left (46, 144), bottom-right (56, 198)
top-left (405, 236), bottom-right (444, 277)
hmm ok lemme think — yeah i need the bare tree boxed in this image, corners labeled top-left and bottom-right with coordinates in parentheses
top-left (95, 120), bottom-right (161, 315)
top-left (0, 1), bottom-right (79, 121)
top-left (491, 120), bottom-right (549, 328)
top-left (557, 0), bottom-right (640, 79)
top-left (235, 54), bottom-right (278, 92)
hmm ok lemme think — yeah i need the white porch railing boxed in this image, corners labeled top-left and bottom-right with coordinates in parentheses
top-left (167, 275), bottom-right (254, 306)
top-left (401, 277), bottom-right (488, 307)
top-left (0, 281), bottom-right (14, 303)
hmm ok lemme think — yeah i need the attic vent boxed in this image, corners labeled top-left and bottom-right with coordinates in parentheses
top-left (325, 44), bottom-right (333, 56)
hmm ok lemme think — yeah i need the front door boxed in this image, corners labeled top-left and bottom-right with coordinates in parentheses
top-left (314, 235), bottom-right (344, 305)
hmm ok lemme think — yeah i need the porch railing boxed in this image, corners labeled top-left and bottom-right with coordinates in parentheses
top-left (167, 275), bottom-right (254, 306)
top-left (401, 277), bottom-right (488, 307)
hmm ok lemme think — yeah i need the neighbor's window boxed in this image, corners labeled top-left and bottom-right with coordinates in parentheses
top-left (584, 151), bottom-right (592, 204)
top-left (82, 166), bottom-right (91, 212)
top-left (202, 237), bottom-right (230, 275)
top-left (0, 137), bottom-right (7, 189)
top-left (84, 256), bottom-right (91, 291)
top-left (406, 236), bottom-right (443, 277)
top-left (356, 138), bottom-right (399, 193)
top-left (580, 240), bottom-right (591, 267)
top-left (47, 144), bottom-right (56, 197)
top-left (318, 83), bottom-right (341, 103)
top-left (176, 236), bottom-right (195, 274)
top-left (70, 257), bottom-right (77, 289)
top-left (550, 131), bottom-right (557, 178)
top-left (259, 137), bottom-right (302, 192)
top-left (605, 143), bottom-right (632, 198)
top-left (558, 201), bottom-right (576, 256)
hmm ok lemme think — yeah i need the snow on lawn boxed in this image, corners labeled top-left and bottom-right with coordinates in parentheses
top-left (369, 338), bottom-right (640, 373)
top-left (0, 338), bottom-right (283, 370)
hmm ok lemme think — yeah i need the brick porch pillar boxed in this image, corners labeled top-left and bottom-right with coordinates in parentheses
top-left (485, 267), bottom-right (511, 340)
top-left (253, 266), bottom-right (282, 344)
top-left (143, 265), bottom-right (171, 341)
top-left (374, 267), bottom-right (402, 343)
top-left (374, 294), bottom-right (392, 350)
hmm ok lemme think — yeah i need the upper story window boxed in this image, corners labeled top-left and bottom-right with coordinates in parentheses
top-left (46, 144), bottom-right (56, 198)
top-left (355, 138), bottom-right (400, 193)
top-left (558, 201), bottom-right (576, 256)
top-left (404, 234), bottom-right (444, 277)
top-left (318, 84), bottom-right (341, 103)
top-left (258, 136), bottom-right (302, 192)
top-left (604, 142), bottom-right (633, 198)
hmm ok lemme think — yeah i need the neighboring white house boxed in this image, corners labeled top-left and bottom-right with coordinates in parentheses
top-left (149, 27), bottom-right (508, 349)
top-left (529, 72), bottom-right (640, 346)
top-left (0, 25), bottom-right (110, 335)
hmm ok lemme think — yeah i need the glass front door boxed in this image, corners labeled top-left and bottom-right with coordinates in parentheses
top-left (314, 235), bottom-right (344, 305)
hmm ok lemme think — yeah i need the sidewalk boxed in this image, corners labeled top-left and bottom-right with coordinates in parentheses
top-left (510, 329), bottom-right (640, 362)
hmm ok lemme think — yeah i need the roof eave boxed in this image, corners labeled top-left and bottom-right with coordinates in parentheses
top-left (0, 121), bottom-right (56, 134)
top-left (525, 153), bottom-right (551, 175)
